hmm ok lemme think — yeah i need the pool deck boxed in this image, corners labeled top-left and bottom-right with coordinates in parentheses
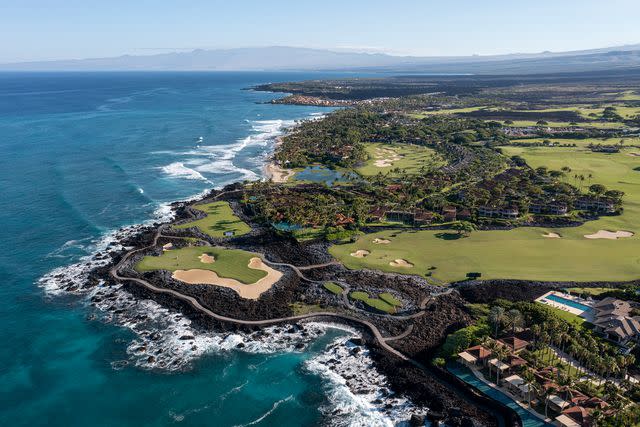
top-left (448, 364), bottom-right (553, 427)
top-left (535, 291), bottom-right (595, 321)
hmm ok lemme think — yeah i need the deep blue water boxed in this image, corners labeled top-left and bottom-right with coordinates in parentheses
top-left (0, 72), bottom-right (419, 427)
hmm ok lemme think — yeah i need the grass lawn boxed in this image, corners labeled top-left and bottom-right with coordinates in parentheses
top-left (509, 137), bottom-right (640, 148)
top-left (323, 282), bottom-right (344, 295)
top-left (541, 304), bottom-right (585, 325)
top-left (526, 348), bottom-right (582, 380)
top-left (355, 142), bottom-right (443, 176)
top-left (379, 292), bottom-right (402, 307)
top-left (135, 246), bottom-right (266, 284)
top-left (618, 90), bottom-right (640, 101)
top-left (566, 287), bottom-right (611, 296)
top-left (408, 106), bottom-right (487, 118)
top-left (499, 120), bottom-right (626, 129)
top-left (173, 201), bottom-right (250, 238)
top-left (349, 291), bottom-right (399, 313)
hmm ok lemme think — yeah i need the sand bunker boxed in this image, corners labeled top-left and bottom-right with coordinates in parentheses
top-left (162, 243), bottom-right (174, 251)
top-left (373, 238), bottom-right (391, 244)
top-left (198, 253), bottom-right (215, 263)
top-left (350, 249), bottom-right (371, 258)
top-left (628, 152), bottom-right (640, 157)
top-left (172, 257), bottom-right (283, 299)
top-left (542, 232), bottom-right (561, 238)
top-left (389, 259), bottom-right (414, 268)
top-left (373, 147), bottom-right (403, 168)
top-left (584, 230), bottom-right (635, 240)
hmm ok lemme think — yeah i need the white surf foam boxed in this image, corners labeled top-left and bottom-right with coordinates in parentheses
top-left (161, 162), bottom-right (209, 181)
top-left (306, 335), bottom-right (427, 427)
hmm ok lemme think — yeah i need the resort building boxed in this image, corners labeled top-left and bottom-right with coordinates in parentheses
top-left (478, 205), bottom-right (519, 219)
top-left (457, 345), bottom-right (492, 367)
top-left (498, 336), bottom-right (530, 353)
top-left (574, 196), bottom-right (616, 213)
top-left (529, 202), bottom-right (568, 216)
top-left (592, 297), bottom-right (640, 345)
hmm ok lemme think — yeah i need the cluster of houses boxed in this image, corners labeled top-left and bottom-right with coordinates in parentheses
top-left (458, 336), bottom-right (612, 427)
top-left (592, 297), bottom-right (640, 347)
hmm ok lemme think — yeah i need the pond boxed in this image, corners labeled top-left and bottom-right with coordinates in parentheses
top-left (294, 165), bottom-right (360, 186)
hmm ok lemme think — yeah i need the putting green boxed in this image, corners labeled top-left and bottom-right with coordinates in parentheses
top-left (331, 145), bottom-right (640, 283)
top-left (135, 246), bottom-right (266, 284)
top-left (173, 201), bottom-right (250, 238)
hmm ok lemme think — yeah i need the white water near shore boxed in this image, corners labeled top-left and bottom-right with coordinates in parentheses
top-left (37, 111), bottom-right (427, 426)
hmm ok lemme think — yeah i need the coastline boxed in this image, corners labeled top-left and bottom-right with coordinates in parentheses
top-left (263, 136), bottom-right (295, 183)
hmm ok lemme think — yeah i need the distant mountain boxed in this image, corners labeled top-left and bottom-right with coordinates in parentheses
top-left (2, 45), bottom-right (640, 74)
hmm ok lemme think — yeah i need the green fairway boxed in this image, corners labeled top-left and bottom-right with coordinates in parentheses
top-left (566, 287), bottom-right (611, 296)
top-left (135, 246), bottom-right (266, 284)
top-left (408, 106), bottom-right (487, 118)
top-left (332, 144), bottom-right (640, 283)
top-left (173, 201), bottom-right (250, 238)
top-left (349, 291), bottom-right (399, 313)
top-left (355, 142), bottom-right (443, 176)
top-left (323, 282), bottom-right (344, 295)
top-left (499, 120), bottom-right (625, 129)
top-left (509, 137), bottom-right (640, 148)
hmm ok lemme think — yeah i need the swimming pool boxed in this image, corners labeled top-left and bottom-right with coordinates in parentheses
top-left (448, 365), bottom-right (552, 427)
top-left (545, 294), bottom-right (592, 312)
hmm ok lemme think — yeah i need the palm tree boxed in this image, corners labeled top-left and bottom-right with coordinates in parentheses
top-left (493, 345), bottom-right (509, 385)
top-left (521, 368), bottom-right (538, 408)
top-left (505, 309), bottom-right (524, 337)
top-left (489, 306), bottom-right (506, 338)
top-left (544, 385), bottom-right (557, 419)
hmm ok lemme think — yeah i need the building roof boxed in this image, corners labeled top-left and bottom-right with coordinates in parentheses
top-left (498, 336), bottom-right (529, 351)
top-left (458, 351), bottom-right (477, 363)
top-left (593, 297), bottom-right (631, 313)
top-left (465, 345), bottom-right (492, 359)
top-left (488, 358), bottom-right (510, 371)
top-left (595, 315), bottom-right (640, 340)
top-left (554, 414), bottom-right (581, 427)
top-left (562, 405), bottom-right (591, 426)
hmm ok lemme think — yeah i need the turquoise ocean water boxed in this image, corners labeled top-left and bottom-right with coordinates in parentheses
top-left (0, 72), bottom-right (421, 426)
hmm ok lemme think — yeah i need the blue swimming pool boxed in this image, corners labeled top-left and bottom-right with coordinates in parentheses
top-left (448, 365), bottom-right (552, 427)
top-left (545, 294), bottom-right (592, 312)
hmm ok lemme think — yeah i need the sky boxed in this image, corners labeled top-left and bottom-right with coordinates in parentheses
top-left (1, 0), bottom-right (640, 63)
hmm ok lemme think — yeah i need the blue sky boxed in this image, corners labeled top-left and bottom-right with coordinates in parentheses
top-left (1, 0), bottom-right (640, 62)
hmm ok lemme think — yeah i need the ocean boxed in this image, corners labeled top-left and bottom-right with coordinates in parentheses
top-left (0, 72), bottom-right (422, 426)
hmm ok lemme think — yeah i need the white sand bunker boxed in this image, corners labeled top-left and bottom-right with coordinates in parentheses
top-left (198, 253), bottom-right (215, 263)
top-left (627, 152), bottom-right (640, 157)
top-left (172, 257), bottom-right (283, 299)
top-left (373, 238), bottom-right (391, 244)
top-left (584, 230), bottom-right (635, 240)
top-left (389, 259), bottom-right (414, 268)
top-left (542, 232), bottom-right (561, 238)
top-left (350, 249), bottom-right (371, 258)
top-left (373, 147), bottom-right (403, 168)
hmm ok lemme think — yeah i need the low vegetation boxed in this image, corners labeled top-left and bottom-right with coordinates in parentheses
top-left (174, 201), bottom-right (251, 238)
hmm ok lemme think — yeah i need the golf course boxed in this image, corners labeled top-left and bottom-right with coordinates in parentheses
top-left (173, 201), bottom-right (251, 238)
top-left (331, 143), bottom-right (640, 283)
top-left (136, 246), bottom-right (267, 284)
top-left (355, 142), bottom-right (443, 176)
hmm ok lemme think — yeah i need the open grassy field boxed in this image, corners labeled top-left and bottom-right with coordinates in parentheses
top-left (408, 106), bottom-right (487, 118)
top-left (323, 282), bottom-right (343, 295)
top-left (509, 137), bottom-right (640, 148)
top-left (331, 145), bottom-right (640, 283)
top-left (355, 142), bottom-right (443, 176)
top-left (135, 246), bottom-right (266, 284)
top-left (618, 90), bottom-right (640, 101)
top-left (566, 287), bottom-right (611, 296)
top-left (173, 201), bottom-right (251, 238)
top-left (349, 291), bottom-right (400, 313)
top-left (521, 105), bottom-right (640, 120)
top-left (499, 120), bottom-right (626, 129)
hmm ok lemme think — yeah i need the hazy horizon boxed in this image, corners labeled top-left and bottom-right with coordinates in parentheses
top-left (2, 0), bottom-right (640, 63)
